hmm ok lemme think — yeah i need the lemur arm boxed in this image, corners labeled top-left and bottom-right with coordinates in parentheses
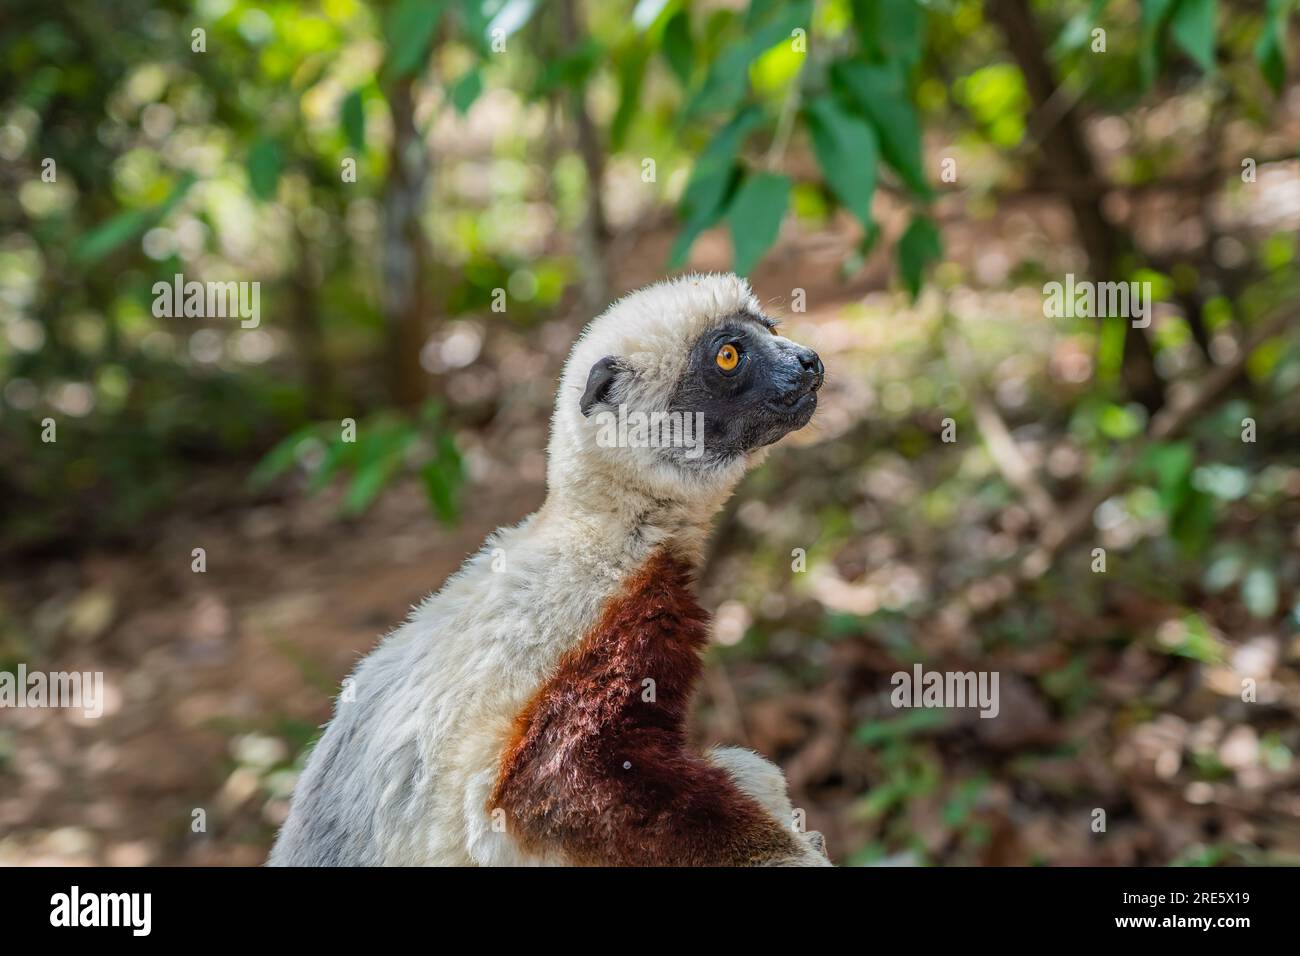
top-left (493, 728), bottom-right (827, 866)
top-left (490, 552), bottom-right (830, 866)
top-left (708, 746), bottom-right (829, 862)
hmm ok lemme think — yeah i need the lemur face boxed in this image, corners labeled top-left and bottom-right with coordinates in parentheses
top-left (574, 299), bottom-right (823, 473)
top-left (667, 314), bottom-right (824, 464)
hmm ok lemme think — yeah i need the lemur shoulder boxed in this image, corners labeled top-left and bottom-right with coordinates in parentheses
top-left (269, 273), bottom-right (829, 866)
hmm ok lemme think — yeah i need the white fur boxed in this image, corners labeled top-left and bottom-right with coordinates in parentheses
top-left (268, 274), bottom-right (825, 866)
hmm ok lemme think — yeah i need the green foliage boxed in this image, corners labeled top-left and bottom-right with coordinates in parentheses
top-left (661, 9), bottom-right (694, 84)
top-left (803, 96), bottom-right (877, 230)
top-left (1169, 0), bottom-right (1218, 73)
top-left (251, 402), bottom-right (464, 522)
top-left (955, 63), bottom-right (1029, 148)
top-left (450, 66), bottom-right (483, 115)
top-left (727, 172), bottom-right (790, 275)
top-left (658, 0), bottom-right (944, 289)
top-left (831, 59), bottom-right (928, 197)
top-left (668, 105), bottom-right (763, 267)
top-left (534, 39), bottom-right (602, 97)
top-left (341, 88), bottom-right (366, 149)
top-left (1255, 0), bottom-right (1292, 94)
top-left (855, 707), bottom-right (948, 746)
top-left (610, 47), bottom-right (649, 149)
top-left (896, 215), bottom-right (942, 300)
top-left (1137, 442), bottom-right (1217, 554)
top-left (246, 137), bottom-right (282, 201)
top-left (74, 173), bottom-right (197, 265)
top-left (0, 0), bottom-right (1293, 549)
top-left (1139, 0), bottom-right (1238, 86)
top-left (385, 0), bottom-right (447, 79)
top-left (684, 0), bottom-right (810, 117)
top-left (851, 0), bottom-right (924, 66)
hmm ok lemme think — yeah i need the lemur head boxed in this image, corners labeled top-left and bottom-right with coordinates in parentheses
top-left (547, 274), bottom-right (824, 511)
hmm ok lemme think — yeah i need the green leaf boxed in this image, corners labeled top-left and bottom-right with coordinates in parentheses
top-left (830, 59), bottom-right (929, 196)
top-left (458, 0), bottom-right (493, 56)
top-left (804, 96), bottom-right (878, 230)
top-left (669, 105), bottom-right (764, 267)
top-left (249, 425), bottom-right (320, 489)
top-left (342, 423), bottom-right (415, 515)
top-left (1161, 613), bottom-right (1224, 664)
top-left (450, 68), bottom-right (482, 115)
top-left (958, 63), bottom-right (1029, 148)
top-left (611, 47), bottom-right (649, 149)
top-left (1139, 0), bottom-right (1178, 88)
top-left (633, 0), bottom-right (674, 30)
top-left (855, 708), bottom-right (948, 746)
top-left (247, 137), bottom-right (282, 201)
top-left (341, 88), bottom-right (365, 150)
top-left (344, 457), bottom-right (398, 515)
top-left (1202, 551), bottom-right (1244, 592)
top-left (727, 172), bottom-right (790, 275)
top-left (306, 438), bottom-right (348, 494)
top-left (744, 0), bottom-right (783, 29)
top-left (1242, 566), bottom-right (1279, 618)
top-left (386, 0), bottom-right (445, 79)
top-left (1170, 0), bottom-right (1217, 72)
top-left (1169, 488), bottom-right (1215, 555)
top-left (74, 209), bottom-right (151, 265)
top-left (685, 0), bottom-right (810, 117)
top-left (685, 43), bottom-right (751, 117)
top-left (662, 10), bottom-right (694, 84)
top-left (73, 172), bottom-right (196, 264)
top-left (1139, 440), bottom-right (1195, 513)
top-left (1254, 0), bottom-right (1290, 94)
top-left (851, 0), bottom-right (923, 66)
top-left (1192, 463), bottom-right (1250, 501)
top-left (420, 454), bottom-right (461, 524)
top-left (535, 39), bottom-right (602, 97)
top-left (1052, 0), bottom-right (1109, 57)
top-left (896, 214), bottom-right (942, 299)
top-left (1098, 402), bottom-right (1144, 440)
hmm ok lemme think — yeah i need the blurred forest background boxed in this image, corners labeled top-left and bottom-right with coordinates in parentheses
top-left (2, 0), bottom-right (1299, 866)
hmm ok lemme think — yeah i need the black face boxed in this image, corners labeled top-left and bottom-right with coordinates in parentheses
top-left (667, 314), bottom-right (824, 464)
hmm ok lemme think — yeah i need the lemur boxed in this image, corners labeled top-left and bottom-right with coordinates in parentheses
top-left (269, 273), bottom-right (829, 866)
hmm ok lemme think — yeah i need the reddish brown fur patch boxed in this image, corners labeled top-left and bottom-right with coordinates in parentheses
top-left (490, 550), bottom-right (803, 865)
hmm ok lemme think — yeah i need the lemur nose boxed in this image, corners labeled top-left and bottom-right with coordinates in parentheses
top-left (797, 347), bottom-right (824, 391)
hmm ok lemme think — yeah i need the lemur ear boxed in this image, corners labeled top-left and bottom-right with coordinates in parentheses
top-left (579, 355), bottom-right (623, 417)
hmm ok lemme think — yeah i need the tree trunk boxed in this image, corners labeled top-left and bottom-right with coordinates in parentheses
top-left (381, 76), bottom-right (432, 408)
top-left (557, 0), bottom-right (610, 313)
top-left (987, 0), bottom-right (1164, 413)
top-left (292, 224), bottom-right (333, 418)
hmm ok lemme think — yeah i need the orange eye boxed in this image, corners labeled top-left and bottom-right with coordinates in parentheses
top-left (715, 343), bottom-right (740, 371)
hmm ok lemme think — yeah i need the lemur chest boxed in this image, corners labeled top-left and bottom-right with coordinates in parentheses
top-left (489, 549), bottom-right (733, 862)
